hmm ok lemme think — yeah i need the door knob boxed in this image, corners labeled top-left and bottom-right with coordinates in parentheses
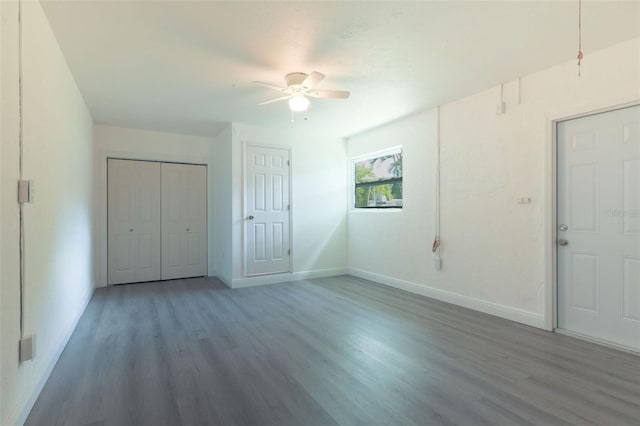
top-left (247, 215), bottom-right (254, 220)
top-left (129, 228), bottom-right (134, 232)
top-left (558, 239), bottom-right (569, 246)
top-left (559, 224), bottom-right (568, 231)
top-left (186, 228), bottom-right (190, 232)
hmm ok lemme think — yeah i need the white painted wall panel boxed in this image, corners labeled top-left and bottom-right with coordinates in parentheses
top-left (1, 2), bottom-right (94, 424)
top-left (347, 37), bottom-right (640, 326)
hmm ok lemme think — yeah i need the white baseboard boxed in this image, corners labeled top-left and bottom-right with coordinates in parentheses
top-left (213, 273), bottom-right (233, 289)
top-left (554, 328), bottom-right (640, 355)
top-left (348, 268), bottom-right (546, 329)
top-left (11, 287), bottom-right (94, 426)
top-left (231, 267), bottom-right (348, 289)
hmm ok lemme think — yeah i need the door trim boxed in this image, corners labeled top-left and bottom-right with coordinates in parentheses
top-left (545, 97), bottom-right (640, 332)
top-left (242, 143), bottom-right (293, 277)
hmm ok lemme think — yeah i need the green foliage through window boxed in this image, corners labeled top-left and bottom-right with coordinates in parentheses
top-left (354, 148), bottom-right (402, 208)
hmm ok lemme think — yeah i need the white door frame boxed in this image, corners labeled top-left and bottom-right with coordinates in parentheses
top-left (96, 149), bottom-right (212, 287)
top-left (544, 97), bottom-right (640, 334)
top-left (242, 143), bottom-right (293, 277)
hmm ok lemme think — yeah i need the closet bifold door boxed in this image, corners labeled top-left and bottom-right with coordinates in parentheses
top-left (161, 163), bottom-right (207, 280)
top-left (107, 159), bottom-right (162, 285)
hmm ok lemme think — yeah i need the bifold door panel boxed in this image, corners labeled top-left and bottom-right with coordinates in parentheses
top-left (107, 160), bottom-right (162, 285)
top-left (161, 163), bottom-right (207, 280)
top-left (107, 159), bottom-right (207, 285)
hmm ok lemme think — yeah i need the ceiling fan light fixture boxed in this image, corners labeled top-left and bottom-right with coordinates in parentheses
top-left (288, 95), bottom-right (310, 112)
top-left (254, 71), bottom-right (348, 113)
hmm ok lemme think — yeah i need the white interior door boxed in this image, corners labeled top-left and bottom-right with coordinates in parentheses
top-left (557, 105), bottom-right (640, 350)
top-left (108, 159), bottom-right (161, 285)
top-left (244, 146), bottom-right (291, 276)
top-left (161, 163), bottom-right (207, 280)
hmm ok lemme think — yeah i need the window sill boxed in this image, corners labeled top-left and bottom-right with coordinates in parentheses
top-left (349, 207), bottom-right (403, 213)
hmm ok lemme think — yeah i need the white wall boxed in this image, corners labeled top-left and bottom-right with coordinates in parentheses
top-left (1, 1), bottom-right (95, 424)
top-left (93, 124), bottom-right (218, 287)
top-left (212, 124), bottom-right (233, 285)
top-left (348, 37), bottom-right (640, 329)
top-left (229, 124), bottom-right (348, 287)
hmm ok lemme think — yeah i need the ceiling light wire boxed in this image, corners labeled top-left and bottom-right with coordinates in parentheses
top-left (432, 106), bottom-right (441, 255)
top-left (577, 0), bottom-right (583, 76)
top-left (18, 0), bottom-right (26, 345)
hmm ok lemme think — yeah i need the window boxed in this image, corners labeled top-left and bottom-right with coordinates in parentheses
top-left (353, 147), bottom-right (403, 208)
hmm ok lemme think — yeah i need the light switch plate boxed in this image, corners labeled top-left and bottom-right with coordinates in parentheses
top-left (19, 335), bottom-right (36, 362)
top-left (18, 180), bottom-right (34, 203)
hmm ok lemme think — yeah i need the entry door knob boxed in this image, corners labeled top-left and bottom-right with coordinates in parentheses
top-left (558, 239), bottom-right (569, 246)
top-left (559, 224), bottom-right (568, 231)
top-left (247, 215), bottom-right (254, 220)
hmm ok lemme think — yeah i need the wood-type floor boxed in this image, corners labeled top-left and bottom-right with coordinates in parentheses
top-left (26, 276), bottom-right (640, 425)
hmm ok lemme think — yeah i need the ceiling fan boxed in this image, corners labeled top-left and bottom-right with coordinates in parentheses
top-left (253, 71), bottom-right (350, 112)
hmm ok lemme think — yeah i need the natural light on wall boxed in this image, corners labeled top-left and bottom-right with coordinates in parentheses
top-left (353, 146), bottom-right (403, 208)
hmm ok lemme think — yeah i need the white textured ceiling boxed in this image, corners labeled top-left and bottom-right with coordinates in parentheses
top-left (40, 1), bottom-right (640, 138)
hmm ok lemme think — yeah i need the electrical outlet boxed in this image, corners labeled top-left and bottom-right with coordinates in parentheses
top-left (433, 255), bottom-right (442, 271)
top-left (19, 335), bottom-right (36, 362)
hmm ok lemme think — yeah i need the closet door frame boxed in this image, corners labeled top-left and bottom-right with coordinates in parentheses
top-left (97, 151), bottom-right (211, 287)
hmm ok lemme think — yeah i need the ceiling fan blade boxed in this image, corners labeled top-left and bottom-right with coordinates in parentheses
top-left (301, 71), bottom-right (325, 90)
top-left (256, 95), bottom-right (291, 106)
top-left (308, 90), bottom-right (350, 99)
top-left (253, 81), bottom-right (287, 92)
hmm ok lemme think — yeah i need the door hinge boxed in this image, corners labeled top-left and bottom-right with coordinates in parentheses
top-left (287, 205), bottom-right (290, 211)
top-left (288, 249), bottom-right (291, 255)
top-left (287, 160), bottom-right (290, 166)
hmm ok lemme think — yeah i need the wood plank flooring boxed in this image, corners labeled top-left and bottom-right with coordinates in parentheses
top-left (26, 276), bottom-right (640, 426)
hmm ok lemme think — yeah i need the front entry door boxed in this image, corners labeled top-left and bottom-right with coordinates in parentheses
top-left (244, 145), bottom-right (291, 276)
top-left (557, 105), bottom-right (640, 350)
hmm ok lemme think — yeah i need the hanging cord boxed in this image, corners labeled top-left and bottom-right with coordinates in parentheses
top-left (432, 106), bottom-right (441, 254)
top-left (577, 0), bottom-right (583, 76)
top-left (18, 0), bottom-right (26, 342)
